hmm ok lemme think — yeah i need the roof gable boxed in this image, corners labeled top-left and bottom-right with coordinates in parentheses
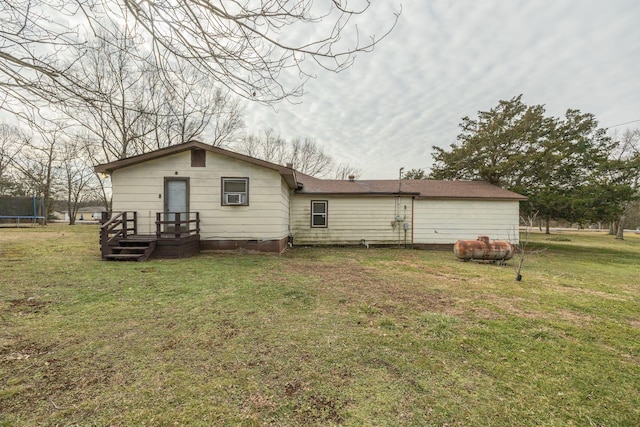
top-left (94, 141), bottom-right (298, 189)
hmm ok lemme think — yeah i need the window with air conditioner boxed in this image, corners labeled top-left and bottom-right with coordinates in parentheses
top-left (222, 178), bottom-right (248, 206)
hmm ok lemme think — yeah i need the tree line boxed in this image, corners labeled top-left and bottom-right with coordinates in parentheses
top-left (1, 1), bottom-right (393, 223)
top-left (426, 95), bottom-right (640, 238)
top-left (0, 121), bottom-right (362, 224)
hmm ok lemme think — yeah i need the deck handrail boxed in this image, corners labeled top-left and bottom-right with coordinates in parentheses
top-left (100, 211), bottom-right (137, 257)
top-left (156, 212), bottom-right (200, 239)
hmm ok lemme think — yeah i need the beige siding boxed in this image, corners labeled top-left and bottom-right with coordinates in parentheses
top-left (291, 195), bottom-right (413, 245)
top-left (111, 150), bottom-right (290, 241)
top-left (413, 199), bottom-right (520, 244)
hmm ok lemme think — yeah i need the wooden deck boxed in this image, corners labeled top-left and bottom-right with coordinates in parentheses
top-left (149, 233), bottom-right (200, 259)
top-left (100, 212), bottom-right (200, 261)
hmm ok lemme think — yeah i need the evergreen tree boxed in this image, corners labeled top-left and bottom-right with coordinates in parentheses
top-left (430, 96), bottom-right (638, 233)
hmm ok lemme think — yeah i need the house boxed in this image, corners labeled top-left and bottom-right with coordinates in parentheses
top-left (63, 206), bottom-right (106, 222)
top-left (291, 173), bottom-right (525, 247)
top-left (94, 141), bottom-right (526, 260)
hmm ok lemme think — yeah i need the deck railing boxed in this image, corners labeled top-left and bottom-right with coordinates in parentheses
top-left (155, 212), bottom-right (200, 239)
top-left (99, 211), bottom-right (199, 257)
top-left (100, 211), bottom-right (138, 257)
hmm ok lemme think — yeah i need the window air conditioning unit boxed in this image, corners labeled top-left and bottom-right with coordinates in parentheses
top-left (225, 193), bottom-right (242, 205)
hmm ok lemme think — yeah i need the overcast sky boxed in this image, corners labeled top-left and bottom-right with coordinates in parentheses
top-left (244, 0), bottom-right (640, 179)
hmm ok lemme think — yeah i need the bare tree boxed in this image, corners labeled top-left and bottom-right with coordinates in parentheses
top-left (70, 22), bottom-right (156, 163)
top-left (514, 212), bottom-right (546, 281)
top-left (60, 137), bottom-right (98, 225)
top-left (146, 62), bottom-right (245, 149)
top-left (235, 128), bottom-right (287, 164)
top-left (207, 90), bottom-right (245, 148)
top-left (0, 123), bottom-right (29, 195)
top-left (334, 162), bottom-right (363, 180)
top-left (1, 1), bottom-right (400, 110)
top-left (233, 133), bottom-right (260, 159)
top-left (69, 21), bottom-right (245, 166)
top-left (81, 134), bottom-right (112, 212)
top-left (116, 0), bottom-right (400, 103)
top-left (8, 118), bottom-right (67, 222)
top-left (608, 127), bottom-right (640, 240)
top-left (288, 138), bottom-right (333, 177)
top-left (0, 1), bottom-right (87, 111)
top-left (235, 129), bottom-right (363, 178)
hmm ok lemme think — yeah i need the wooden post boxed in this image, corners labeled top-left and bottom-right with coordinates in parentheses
top-left (156, 212), bottom-right (162, 239)
top-left (122, 211), bottom-right (128, 239)
top-left (132, 211), bottom-right (138, 235)
top-left (196, 212), bottom-right (200, 235)
top-left (174, 212), bottom-right (181, 239)
top-left (100, 224), bottom-right (108, 257)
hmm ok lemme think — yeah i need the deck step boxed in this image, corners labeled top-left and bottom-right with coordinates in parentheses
top-left (104, 253), bottom-right (147, 261)
top-left (103, 237), bottom-right (157, 261)
top-left (110, 246), bottom-right (149, 251)
top-left (122, 237), bottom-right (157, 242)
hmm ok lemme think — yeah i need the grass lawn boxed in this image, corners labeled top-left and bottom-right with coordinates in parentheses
top-left (1, 225), bottom-right (639, 426)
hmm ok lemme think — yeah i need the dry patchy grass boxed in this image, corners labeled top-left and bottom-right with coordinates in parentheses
top-left (1, 225), bottom-right (639, 426)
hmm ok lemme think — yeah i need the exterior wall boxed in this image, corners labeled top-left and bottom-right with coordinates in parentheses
top-left (413, 199), bottom-right (520, 245)
top-left (109, 150), bottom-right (521, 250)
top-left (110, 150), bottom-right (290, 243)
top-left (290, 195), bottom-right (414, 245)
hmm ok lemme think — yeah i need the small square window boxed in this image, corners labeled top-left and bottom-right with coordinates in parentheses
top-left (222, 178), bottom-right (249, 205)
top-left (311, 200), bottom-right (327, 227)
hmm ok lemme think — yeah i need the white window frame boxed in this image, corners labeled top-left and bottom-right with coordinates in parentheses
top-left (222, 177), bottom-right (249, 206)
top-left (311, 200), bottom-right (328, 228)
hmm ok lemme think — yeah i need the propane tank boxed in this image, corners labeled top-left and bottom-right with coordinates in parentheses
top-left (453, 236), bottom-right (515, 262)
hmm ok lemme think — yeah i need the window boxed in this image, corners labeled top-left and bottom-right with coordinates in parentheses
top-left (311, 200), bottom-right (328, 227)
top-left (222, 178), bottom-right (249, 205)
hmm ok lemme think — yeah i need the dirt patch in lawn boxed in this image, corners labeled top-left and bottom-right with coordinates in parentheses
top-left (5, 297), bottom-right (52, 314)
top-left (1, 336), bottom-right (122, 420)
top-left (0, 337), bottom-right (56, 363)
top-left (377, 259), bottom-right (468, 282)
top-left (276, 257), bottom-right (461, 318)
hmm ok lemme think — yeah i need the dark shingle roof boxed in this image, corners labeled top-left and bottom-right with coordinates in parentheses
top-left (295, 173), bottom-right (526, 200)
top-left (94, 141), bottom-right (525, 201)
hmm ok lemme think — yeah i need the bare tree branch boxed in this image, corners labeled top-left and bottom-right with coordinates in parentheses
top-left (235, 129), bottom-right (363, 178)
top-left (1, 0), bottom-right (400, 109)
top-left (333, 162), bottom-right (363, 180)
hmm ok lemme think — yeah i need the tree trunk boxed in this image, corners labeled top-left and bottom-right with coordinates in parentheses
top-left (545, 217), bottom-right (550, 234)
top-left (615, 215), bottom-right (625, 240)
top-left (67, 199), bottom-right (76, 225)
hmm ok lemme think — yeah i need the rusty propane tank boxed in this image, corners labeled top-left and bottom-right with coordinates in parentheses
top-left (453, 236), bottom-right (515, 262)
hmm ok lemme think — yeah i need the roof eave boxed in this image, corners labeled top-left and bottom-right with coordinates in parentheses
top-left (295, 191), bottom-right (421, 196)
top-left (415, 195), bottom-right (528, 201)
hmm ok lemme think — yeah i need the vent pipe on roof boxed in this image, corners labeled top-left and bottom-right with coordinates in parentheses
top-left (348, 175), bottom-right (355, 182)
top-left (286, 162), bottom-right (294, 169)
